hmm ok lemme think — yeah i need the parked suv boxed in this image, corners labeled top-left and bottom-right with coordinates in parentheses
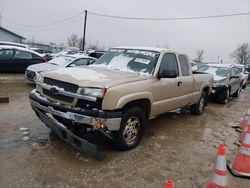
top-left (197, 64), bottom-right (242, 104)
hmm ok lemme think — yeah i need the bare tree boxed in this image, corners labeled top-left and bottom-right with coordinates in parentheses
top-left (231, 43), bottom-right (250, 65)
top-left (193, 50), bottom-right (204, 63)
top-left (67, 33), bottom-right (79, 47)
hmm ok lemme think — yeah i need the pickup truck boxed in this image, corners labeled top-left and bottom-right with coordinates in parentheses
top-left (29, 47), bottom-right (213, 159)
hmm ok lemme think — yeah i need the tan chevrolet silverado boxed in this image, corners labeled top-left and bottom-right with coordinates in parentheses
top-left (29, 47), bottom-right (213, 159)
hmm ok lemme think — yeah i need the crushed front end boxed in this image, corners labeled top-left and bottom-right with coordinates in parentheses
top-left (29, 76), bottom-right (121, 160)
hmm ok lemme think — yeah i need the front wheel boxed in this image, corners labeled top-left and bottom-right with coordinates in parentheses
top-left (190, 91), bottom-right (207, 115)
top-left (233, 86), bottom-right (241, 98)
top-left (219, 88), bottom-right (229, 104)
top-left (113, 107), bottom-right (145, 150)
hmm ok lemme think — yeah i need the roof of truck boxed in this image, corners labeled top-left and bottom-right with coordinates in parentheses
top-left (113, 46), bottom-right (177, 53)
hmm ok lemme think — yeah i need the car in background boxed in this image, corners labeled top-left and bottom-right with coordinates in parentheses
top-left (197, 64), bottom-right (241, 104)
top-left (30, 48), bottom-right (55, 61)
top-left (25, 54), bottom-right (96, 83)
top-left (88, 50), bottom-right (106, 59)
top-left (0, 45), bottom-right (47, 73)
top-left (234, 64), bottom-right (249, 89)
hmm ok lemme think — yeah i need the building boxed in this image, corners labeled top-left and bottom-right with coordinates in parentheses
top-left (0, 26), bottom-right (25, 43)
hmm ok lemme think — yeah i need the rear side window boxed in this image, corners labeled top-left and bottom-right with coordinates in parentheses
top-left (159, 53), bottom-right (179, 76)
top-left (32, 53), bottom-right (41, 58)
top-left (0, 49), bottom-right (14, 58)
top-left (15, 50), bottom-right (32, 59)
top-left (69, 58), bottom-right (89, 66)
top-left (178, 54), bottom-right (190, 76)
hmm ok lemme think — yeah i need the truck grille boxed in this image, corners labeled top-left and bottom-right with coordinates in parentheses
top-left (43, 89), bottom-right (74, 103)
top-left (42, 78), bottom-right (78, 103)
top-left (43, 78), bottom-right (78, 93)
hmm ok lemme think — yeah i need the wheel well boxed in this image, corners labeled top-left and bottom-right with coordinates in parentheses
top-left (203, 87), bottom-right (210, 105)
top-left (122, 99), bottom-right (151, 120)
top-left (203, 86), bottom-right (210, 96)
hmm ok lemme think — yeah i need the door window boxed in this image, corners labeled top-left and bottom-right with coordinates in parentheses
top-left (15, 50), bottom-right (32, 59)
top-left (0, 49), bottom-right (14, 58)
top-left (178, 54), bottom-right (190, 76)
top-left (68, 58), bottom-right (89, 67)
top-left (159, 53), bottom-right (179, 76)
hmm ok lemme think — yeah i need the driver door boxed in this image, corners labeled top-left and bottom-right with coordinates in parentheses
top-left (152, 53), bottom-right (185, 115)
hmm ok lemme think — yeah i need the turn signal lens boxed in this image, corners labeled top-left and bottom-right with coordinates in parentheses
top-left (95, 122), bottom-right (101, 129)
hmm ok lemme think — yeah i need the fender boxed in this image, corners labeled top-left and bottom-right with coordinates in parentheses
top-left (115, 91), bottom-right (153, 109)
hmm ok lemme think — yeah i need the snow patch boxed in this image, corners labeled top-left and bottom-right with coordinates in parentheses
top-left (49, 68), bottom-right (110, 82)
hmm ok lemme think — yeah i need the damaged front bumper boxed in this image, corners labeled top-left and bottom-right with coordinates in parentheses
top-left (29, 90), bottom-right (122, 160)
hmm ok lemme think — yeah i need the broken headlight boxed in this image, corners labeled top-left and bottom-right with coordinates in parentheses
top-left (36, 74), bottom-right (43, 93)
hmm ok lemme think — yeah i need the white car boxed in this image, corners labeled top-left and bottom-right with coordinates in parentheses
top-left (234, 64), bottom-right (249, 89)
top-left (25, 54), bottom-right (96, 83)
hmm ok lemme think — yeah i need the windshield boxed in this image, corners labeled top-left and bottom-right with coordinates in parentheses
top-left (197, 65), bottom-right (229, 77)
top-left (48, 56), bottom-right (75, 66)
top-left (91, 48), bottom-right (160, 74)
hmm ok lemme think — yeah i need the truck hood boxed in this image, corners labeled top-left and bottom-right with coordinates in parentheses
top-left (27, 62), bottom-right (60, 73)
top-left (41, 66), bottom-right (148, 88)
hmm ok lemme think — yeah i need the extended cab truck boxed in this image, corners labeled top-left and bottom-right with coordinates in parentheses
top-left (29, 47), bottom-right (213, 159)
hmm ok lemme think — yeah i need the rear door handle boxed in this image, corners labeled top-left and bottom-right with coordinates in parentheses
top-left (177, 81), bottom-right (182, 87)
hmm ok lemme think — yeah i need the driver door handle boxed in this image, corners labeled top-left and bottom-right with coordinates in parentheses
top-left (178, 81), bottom-right (182, 87)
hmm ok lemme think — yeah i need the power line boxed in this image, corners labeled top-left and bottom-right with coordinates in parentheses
top-left (1, 12), bottom-right (83, 27)
top-left (88, 11), bottom-right (250, 20)
top-left (2, 10), bottom-right (250, 29)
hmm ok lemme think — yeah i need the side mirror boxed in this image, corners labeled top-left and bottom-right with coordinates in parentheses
top-left (158, 68), bottom-right (177, 79)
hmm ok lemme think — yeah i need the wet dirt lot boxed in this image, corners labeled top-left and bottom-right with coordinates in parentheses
top-left (0, 74), bottom-right (250, 188)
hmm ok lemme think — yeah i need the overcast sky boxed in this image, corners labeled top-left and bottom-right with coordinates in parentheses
top-left (0, 0), bottom-right (249, 62)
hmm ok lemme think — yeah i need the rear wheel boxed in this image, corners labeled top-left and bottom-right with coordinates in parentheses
top-left (113, 107), bottom-right (145, 150)
top-left (190, 91), bottom-right (207, 115)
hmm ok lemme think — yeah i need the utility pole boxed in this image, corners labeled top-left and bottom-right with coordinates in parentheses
top-left (0, 14), bottom-right (2, 26)
top-left (82, 10), bottom-right (87, 51)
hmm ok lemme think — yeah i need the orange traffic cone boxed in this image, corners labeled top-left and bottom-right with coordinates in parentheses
top-left (227, 126), bottom-right (250, 178)
top-left (239, 108), bottom-right (250, 130)
top-left (239, 123), bottom-right (250, 143)
top-left (164, 180), bottom-right (174, 188)
top-left (240, 114), bottom-right (250, 130)
top-left (206, 144), bottom-right (228, 188)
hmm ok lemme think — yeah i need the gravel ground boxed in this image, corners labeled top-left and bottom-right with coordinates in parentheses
top-left (0, 74), bottom-right (250, 188)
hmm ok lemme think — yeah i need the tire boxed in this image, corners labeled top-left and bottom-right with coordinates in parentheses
top-left (233, 86), bottom-right (241, 98)
top-left (190, 91), bottom-right (207, 115)
top-left (219, 88), bottom-right (229, 104)
top-left (113, 107), bottom-right (145, 150)
top-left (242, 84), bottom-right (246, 89)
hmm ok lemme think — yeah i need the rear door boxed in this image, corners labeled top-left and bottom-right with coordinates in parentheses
top-left (14, 49), bottom-right (33, 72)
top-left (177, 54), bottom-right (194, 104)
top-left (0, 49), bottom-right (14, 72)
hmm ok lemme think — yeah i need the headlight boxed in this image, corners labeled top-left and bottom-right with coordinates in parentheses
top-left (80, 88), bottom-right (106, 98)
top-left (213, 83), bottom-right (226, 88)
